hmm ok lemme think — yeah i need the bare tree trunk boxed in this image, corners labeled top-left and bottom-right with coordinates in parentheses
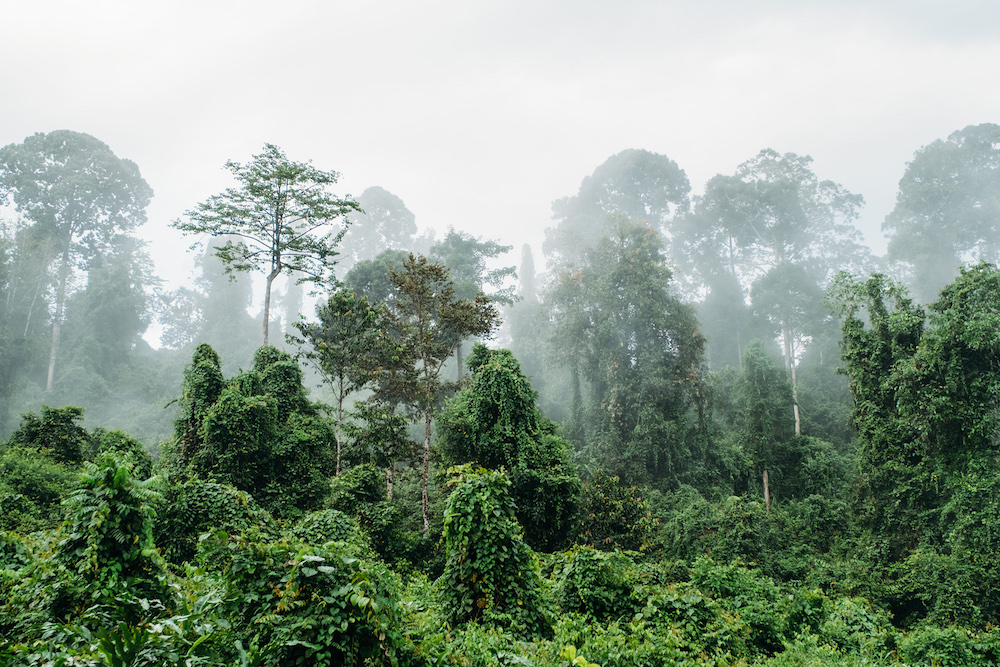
top-left (456, 339), bottom-right (463, 383)
top-left (780, 319), bottom-right (802, 436)
top-left (386, 464), bottom-right (395, 500)
top-left (263, 268), bottom-right (279, 347)
top-left (335, 382), bottom-right (343, 477)
top-left (46, 246), bottom-right (71, 392)
top-left (763, 470), bottom-right (771, 512)
top-left (422, 410), bottom-right (432, 534)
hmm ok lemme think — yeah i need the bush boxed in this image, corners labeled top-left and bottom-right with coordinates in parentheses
top-left (436, 468), bottom-right (552, 638)
top-left (554, 547), bottom-right (637, 621)
top-left (154, 477), bottom-right (278, 565)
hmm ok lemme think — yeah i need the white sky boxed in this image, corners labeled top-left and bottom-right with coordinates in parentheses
top-left (3, 0), bottom-right (999, 303)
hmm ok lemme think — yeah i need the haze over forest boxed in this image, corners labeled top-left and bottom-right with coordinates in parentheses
top-left (4, 3), bottom-right (1000, 666)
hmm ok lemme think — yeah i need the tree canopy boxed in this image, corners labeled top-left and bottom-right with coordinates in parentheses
top-left (172, 144), bottom-right (359, 346)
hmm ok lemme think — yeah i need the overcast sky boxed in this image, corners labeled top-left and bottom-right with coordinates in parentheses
top-left (3, 0), bottom-right (998, 300)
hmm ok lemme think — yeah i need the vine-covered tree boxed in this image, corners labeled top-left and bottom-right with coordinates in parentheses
top-left (436, 345), bottom-right (582, 551)
top-left (172, 144), bottom-right (359, 347)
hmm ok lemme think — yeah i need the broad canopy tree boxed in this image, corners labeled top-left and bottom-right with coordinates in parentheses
top-left (0, 130), bottom-right (153, 392)
top-left (173, 144), bottom-right (360, 347)
top-left (544, 148), bottom-right (690, 266)
top-left (883, 123), bottom-right (1000, 303)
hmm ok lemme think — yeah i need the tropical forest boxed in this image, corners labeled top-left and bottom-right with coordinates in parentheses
top-left (3, 125), bottom-right (1000, 666)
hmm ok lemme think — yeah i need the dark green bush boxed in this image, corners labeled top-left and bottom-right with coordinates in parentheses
top-left (554, 547), bottom-right (638, 621)
top-left (436, 468), bottom-right (552, 638)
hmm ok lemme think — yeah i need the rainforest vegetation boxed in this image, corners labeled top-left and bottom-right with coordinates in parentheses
top-left (3, 125), bottom-right (1000, 665)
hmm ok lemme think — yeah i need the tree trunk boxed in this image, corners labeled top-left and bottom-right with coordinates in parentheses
top-left (422, 410), bottom-right (432, 534)
top-left (386, 464), bottom-right (395, 500)
top-left (46, 245), bottom-right (71, 392)
top-left (780, 319), bottom-right (802, 436)
top-left (456, 339), bottom-right (463, 383)
top-left (763, 470), bottom-right (771, 512)
top-left (262, 268), bottom-right (279, 347)
top-left (335, 381), bottom-right (344, 477)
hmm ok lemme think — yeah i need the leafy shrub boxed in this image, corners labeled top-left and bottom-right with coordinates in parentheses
top-left (219, 535), bottom-right (410, 666)
top-left (576, 472), bottom-right (655, 552)
top-left (88, 426), bottom-right (153, 479)
top-left (4, 404), bottom-right (89, 465)
top-left (329, 462), bottom-right (387, 513)
top-left (291, 508), bottom-right (362, 545)
top-left (554, 547), bottom-right (637, 621)
top-left (0, 445), bottom-right (76, 533)
top-left (897, 625), bottom-right (995, 666)
top-left (54, 451), bottom-right (172, 615)
top-left (154, 477), bottom-right (278, 565)
top-left (689, 557), bottom-right (785, 656)
top-left (436, 467), bottom-right (552, 638)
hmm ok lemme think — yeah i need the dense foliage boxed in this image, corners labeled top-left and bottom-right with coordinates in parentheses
top-left (7, 128), bottom-right (1000, 665)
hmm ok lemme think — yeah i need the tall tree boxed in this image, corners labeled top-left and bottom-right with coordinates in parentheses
top-left (429, 228), bottom-right (515, 379)
top-left (544, 149), bottom-right (690, 265)
top-left (674, 149), bottom-right (866, 431)
top-left (342, 186), bottom-right (418, 270)
top-left (548, 219), bottom-right (705, 483)
top-left (292, 287), bottom-right (388, 476)
top-left (172, 144), bottom-right (359, 347)
top-left (883, 123), bottom-right (1000, 303)
top-left (378, 254), bottom-right (500, 533)
top-left (0, 131), bottom-right (153, 391)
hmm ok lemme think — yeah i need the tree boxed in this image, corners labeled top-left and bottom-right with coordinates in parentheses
top-left (883, 123), bottom-right (1000, 302)
top-left (172, 144), bottom-right (359, 347)
top-left (292, 287), bottom-right (389, 475)
top-left (0, 130), bottom-right (153, 391)
top-left (429, 228), bottom-right (515, 378)
top-left (674, 149), bottom-right (866, 432)
top-left (342, 186), bottom-right (418, 270)
top-left (436, 345), bottom-right (582, 551)
top-left (544, 148), bottom-right (690, 265)
top-left (548, 219), bottom-right (705, 483)
top-left (378, 254), bottom-right (500, 533)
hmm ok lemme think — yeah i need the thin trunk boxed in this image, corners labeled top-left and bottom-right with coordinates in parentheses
top-left (335, 379), bottom-right (344, 477)
top-left (780, 319), bottom-right (801, 436)
top-left (263, 268), bottom-right (279, 347)
top-left (456, 339), bottom-right (463, 383)
top-left (763, 470), bottom-right (771, 512)
top-left (422, 409), bottom-right (431, 534)
top-left (46, 245), bottom-right (71, 392)
top-left (386, 464), bottom-right (395, 500)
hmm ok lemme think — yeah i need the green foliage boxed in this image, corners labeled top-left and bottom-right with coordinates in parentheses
top-left (0, 445), bottom-right (75, 533)
top-left (154, 477), bottom-right (278, 565)
top-left (548, 218), bottom-right (706, 484)
top-left (87, 426), bottom-right (153, 479)
top-left (219, 535), bottom-right (409, 666)
top-left (554, 547), bottom-right (637, 621)
top-left (55, 451), bottom-right (171, 612)
top-left (576, 473), bottom-right (655, 552)
top-left (172, 143), bottom-right (360, 346)
top-left (437, 468), bottom-right (552, 638)
top-left (437, 345), bottom-right (582, 551)
top-left (175, 344), bottom-right (335, 519)
top-left (291, 508), bottom-right (362, 545)
top-left (329, 462), bottom-right (387, 513)
top-left (897, 625), bottom-right (998, 667)
top-left (5, 404), bottom-right (89, 464)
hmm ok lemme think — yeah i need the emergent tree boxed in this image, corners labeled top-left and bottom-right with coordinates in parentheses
top-left (0, 131), bottom-right (153, 391)
top-left (172, 144), bottom-right (359, 347)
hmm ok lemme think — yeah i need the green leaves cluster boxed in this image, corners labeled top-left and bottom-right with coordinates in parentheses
top-left (437, 468), bottom-right (552, 638)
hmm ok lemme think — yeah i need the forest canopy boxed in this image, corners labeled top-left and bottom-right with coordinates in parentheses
top-left (4, 127), bottom-right (1000, 665)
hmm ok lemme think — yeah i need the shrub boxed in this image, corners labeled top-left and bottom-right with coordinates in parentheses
top-left (436, 468), bottom-right (552, 638)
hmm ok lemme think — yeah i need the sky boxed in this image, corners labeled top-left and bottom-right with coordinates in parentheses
top-left (2, 0), bottom-right (998, 308)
